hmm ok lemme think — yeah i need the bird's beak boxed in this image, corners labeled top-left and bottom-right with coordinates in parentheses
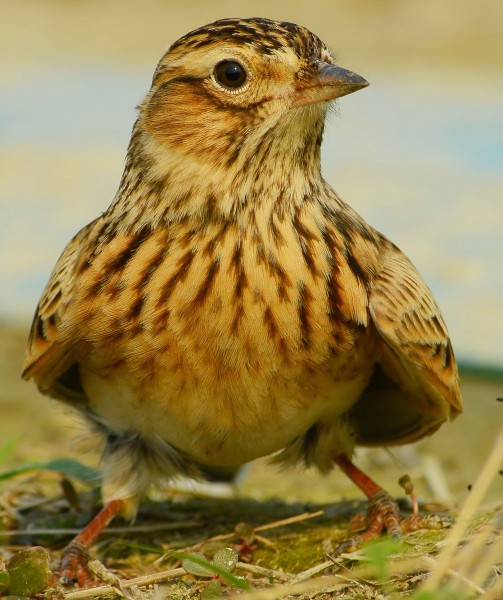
top-left (294, 62), bottom-right (369, 107)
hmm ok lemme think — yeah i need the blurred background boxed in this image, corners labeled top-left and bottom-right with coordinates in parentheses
top-left (1, 1), bottom-right (501, 503)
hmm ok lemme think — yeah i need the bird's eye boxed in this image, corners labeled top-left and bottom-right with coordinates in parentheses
top-left (214, 60), bottom-right (247, 89)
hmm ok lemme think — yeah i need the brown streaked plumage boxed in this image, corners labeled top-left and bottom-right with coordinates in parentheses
top-left (23, 17), bottom-right (461, 585)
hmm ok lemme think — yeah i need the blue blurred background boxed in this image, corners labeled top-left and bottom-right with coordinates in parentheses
top-left (1, 0), bottom-right (501, 368)
top-left (0, 0), bottom-right (501, 499)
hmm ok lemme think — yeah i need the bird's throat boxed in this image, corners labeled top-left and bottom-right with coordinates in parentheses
top-left (108, 107), bottom-right (326, 228)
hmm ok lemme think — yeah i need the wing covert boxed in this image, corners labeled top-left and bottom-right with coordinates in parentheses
top-left (22, 219), bottom-right (99, 395)
top-left (369, 243), bottom-right (461, 414)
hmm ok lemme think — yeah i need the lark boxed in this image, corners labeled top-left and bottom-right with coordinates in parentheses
top-left (23, 17), bottom-right (461, 585)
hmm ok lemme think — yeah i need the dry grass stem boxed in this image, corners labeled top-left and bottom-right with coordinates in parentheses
top-left (88, 559), bottom-right (135, 599)
top-left (225, 574), bottom-right (358, 600)
top-left (63, 567), bottom-right (186, 599)
top-left (253, 533), bottom-right (277, 549)
top-left (421, 555), bottom-right (485, 594)
top-left (290, 559), bottom-right (338, 583)
top-left (421, 454), bottom-right (453, 502)
top-left (236, 560), bottom-right (293, 581)
top-left (1, 520), bottom-right (200, 538)
top-left (234, 556), bottom-right (442, 600)
top-left (457, 518), bottom-right (503, 586)
top-left (254, 510), bottom-right (325, 532)
top-left (185, 509), bottom-right (324, 551)
top-left (421, 432), bottom-right (503, 593)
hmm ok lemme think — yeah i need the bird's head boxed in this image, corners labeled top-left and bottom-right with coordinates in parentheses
top-left (123, 18), bottom-right (368, 220)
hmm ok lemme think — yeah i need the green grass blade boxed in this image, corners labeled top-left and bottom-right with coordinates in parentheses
top-left (0, 458), bottom-right (100, 484)
top-left (172, 550), bottom-right (250, 590)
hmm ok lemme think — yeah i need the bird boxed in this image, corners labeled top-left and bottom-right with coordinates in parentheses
top-left (22, 17), bottom-right (462, 586)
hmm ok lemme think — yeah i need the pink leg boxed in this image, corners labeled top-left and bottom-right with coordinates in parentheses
top-left (333, 455), bottom-right (451, 555)
top-left (59, 499), bottom-right (124, 586)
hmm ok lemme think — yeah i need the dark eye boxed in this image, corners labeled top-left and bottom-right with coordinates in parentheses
top-left (214, 60), bottom-right (247, 89)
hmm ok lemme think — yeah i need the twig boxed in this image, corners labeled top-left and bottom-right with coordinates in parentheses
top-left (1, 520), bottom-right (200, 537)
top-left (88, 560), bottom-right (134, 599)
top-left (236, 560), bottom-right (292, 581)
top-left (421, 454), bottom-right (453, 502)
top-left (63, 567), bottom-right (186, 599)
top-left (235, 555), bottom-right (444, 600)
top-left (254, 510), bottom-right (324, 532)
top-left (221, 574), bottom-right (359, 600)
top-left (253, 533), bottom-right (276, 548)
top-left (185, 509), bottom-right (324, 550)
top-left (290, 559), bottom-right (337, 583)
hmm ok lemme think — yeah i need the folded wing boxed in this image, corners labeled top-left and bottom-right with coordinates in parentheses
top-left (350, 241), bottom-right (462, 446)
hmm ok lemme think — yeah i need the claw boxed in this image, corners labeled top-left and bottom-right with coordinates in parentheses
top-left (332, 454), bottom-right (453, 557)
top-left (333, 535), bottom-right (364, 556)
top-left (59, 541), bottom-right (93, 587)
top-left (332, 489), bottom-right (402, 556)
top-left (401, 513), bottom-right (454, 533)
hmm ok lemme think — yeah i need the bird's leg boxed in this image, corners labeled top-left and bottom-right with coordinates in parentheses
top-left (333, 455), bottom-right (451, 556)
top-left (333, 454), bottom-right (401, 554)
top-left (58, 499), bottom-right (124, 586)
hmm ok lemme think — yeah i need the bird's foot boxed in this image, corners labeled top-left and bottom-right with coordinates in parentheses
top-left (333, 489), bottom-right (401, 555)
top-left (54, 499), bottom-right (124, 587)
top-left (56, 541), bottom-right (96, 587)
top-left (333, 490), bottom-right (453, 556)
top-left (332, 454), bottom-right (453, 556)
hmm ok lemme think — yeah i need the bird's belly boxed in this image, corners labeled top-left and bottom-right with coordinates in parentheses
top-left (79, 221), bottom-right (377, 467)
top-left (82, 358), bottom-right (372, 467)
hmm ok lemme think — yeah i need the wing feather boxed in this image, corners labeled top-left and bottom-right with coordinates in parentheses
top-left (370, 244), bottom-right (461, 411)
top-left (350, 241), bottom-right (462, 446)
top-left (22, 219), bottom-right (99, 396)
